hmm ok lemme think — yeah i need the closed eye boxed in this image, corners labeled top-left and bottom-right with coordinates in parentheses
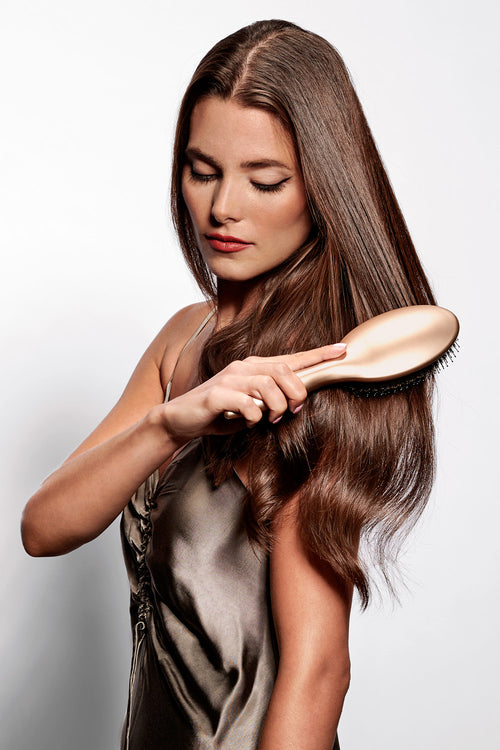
top-left (252, 178), bottom-right (290, 193)
top-left (189, 167), bottom-right (290, 194)
top-left (189, 167), bottom-right (217, 183)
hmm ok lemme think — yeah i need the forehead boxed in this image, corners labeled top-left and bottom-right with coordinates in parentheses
top-left (187, 97), bottom-right (296, 166)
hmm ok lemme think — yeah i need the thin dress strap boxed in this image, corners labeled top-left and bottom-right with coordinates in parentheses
top-left (164, 307), bottom-right (216, 403)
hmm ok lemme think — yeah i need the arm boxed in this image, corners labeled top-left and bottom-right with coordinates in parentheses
top-left (21, 303), bottom-right (211, 556)
top-left (259, 501), bottom-right (352, 750)
top-left (22, 310), bottom-right (345, 557)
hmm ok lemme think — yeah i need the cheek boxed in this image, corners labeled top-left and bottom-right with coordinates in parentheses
top-left (181, 179), bottom-right (194, 216)
top-left (181, 186), bottom-right (204, 235)
top-left (181, 168), bottom-right (206, 210)
top-left (268, 194), bottom-right (311, 236)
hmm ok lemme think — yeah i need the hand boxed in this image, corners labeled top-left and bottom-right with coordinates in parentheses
top-left (159, 343), bottom-right (347, 444)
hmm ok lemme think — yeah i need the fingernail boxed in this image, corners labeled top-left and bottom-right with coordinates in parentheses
top-left (272, 415), bottom-right (283, 424)
top-left (292, 404), bottom-right (304, 414)
top-left (331, 343), bottom-right (346, 350)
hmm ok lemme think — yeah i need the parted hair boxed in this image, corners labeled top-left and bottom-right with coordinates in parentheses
top-left (171, 19), bottom-right (436, 607)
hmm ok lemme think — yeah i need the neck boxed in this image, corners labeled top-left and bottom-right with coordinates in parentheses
top-left (215, 277), bottom-right (262, 328)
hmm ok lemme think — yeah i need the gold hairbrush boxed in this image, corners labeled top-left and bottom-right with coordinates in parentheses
top-left (224, 305), bottom-right (459, 419)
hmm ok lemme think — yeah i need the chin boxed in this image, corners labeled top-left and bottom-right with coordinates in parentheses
top-left (207, 262), bottom-right (261, 284)
top-left (214, 271), bottom-right (260, 284)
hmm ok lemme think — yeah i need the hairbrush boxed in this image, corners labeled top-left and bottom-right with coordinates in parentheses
top-left (224, 305), bottom-right (459, 419)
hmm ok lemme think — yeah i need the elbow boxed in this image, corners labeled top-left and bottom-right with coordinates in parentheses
top-left (21, 523), bottom-right (44, 557)
top-left (22, 541), bottom-right (48, 558)
top-left (338, 657), bottom-right (351, 697)
top-left (21, 516), bottom-right (69, 557)
top-left (21, 505), bottom-right (49, 557)
top-left (318, 652), bottom-right (351, 699)
top-left (306, 642), bottom-right (351, 693)
top-left (21, 503), bottom-right (85, 557)
top-left (21, 495), bottom-right (66, 557)
top-left (280, 647), bottom-right (351, 700)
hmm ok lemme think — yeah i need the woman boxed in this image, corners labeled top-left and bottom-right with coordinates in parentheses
top-left (21, 19), bottom-right (436, 750)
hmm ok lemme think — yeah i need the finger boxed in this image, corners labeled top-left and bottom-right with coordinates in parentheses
top-left (221, 363), bottom-right (304, 408)
top-left (258, 363), bottom-right (307, 415)
top-left (252, 347), bottom-right (346, 413)
top-left (223, 400), bottom-right (263, 422)
top-left (280, 343), bottom-right (347, 372)
top-left (250, 374), bottom-right (289, 423)
top-left (218, 391), bottom-right (264, 428)
top-left (231, 363), bottom-right (306, 415)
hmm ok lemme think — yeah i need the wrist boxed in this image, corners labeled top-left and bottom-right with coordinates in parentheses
top-left (146, 402), bottom-right (186, 453)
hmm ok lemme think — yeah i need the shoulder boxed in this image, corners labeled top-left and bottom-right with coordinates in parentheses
top-left (147, 301), bottom-right (213, 363)
top-left (124, 300), bottom-right (213, 399)
top-left (63, 302), bottom-right (214, 460)
top-left (156, 301), bottom-right (215, 388)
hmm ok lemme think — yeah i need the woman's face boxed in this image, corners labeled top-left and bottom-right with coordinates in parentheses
top-left (181, 97), bottom-right (312, 283)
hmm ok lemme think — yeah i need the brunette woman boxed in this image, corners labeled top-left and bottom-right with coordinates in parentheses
top-left (22, 19), bottom-right (436, 750)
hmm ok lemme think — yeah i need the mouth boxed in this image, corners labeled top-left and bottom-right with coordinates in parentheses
top-left (205, 234), bottom-right (253, 253)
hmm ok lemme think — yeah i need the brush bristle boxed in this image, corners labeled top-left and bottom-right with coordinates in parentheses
top-left (342, 339), bottom-right (460, 398)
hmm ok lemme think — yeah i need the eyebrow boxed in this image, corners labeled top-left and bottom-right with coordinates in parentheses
top-left (185, 147), bottom-right (292, 171)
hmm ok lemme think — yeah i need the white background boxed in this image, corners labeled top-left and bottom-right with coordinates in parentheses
top-left (1, 1), bottom-right (498, 748)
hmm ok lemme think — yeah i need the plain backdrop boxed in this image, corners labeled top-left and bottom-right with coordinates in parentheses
top-left (1, 1), bottom-right (498, 748)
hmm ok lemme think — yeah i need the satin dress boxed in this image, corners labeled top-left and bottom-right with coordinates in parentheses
top-left (120, 313), bottom-right (341, 749)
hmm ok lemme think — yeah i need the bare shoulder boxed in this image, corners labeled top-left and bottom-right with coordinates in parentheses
top-left (156, 301), bottom-right (214, 388)
top-left (66, 301), bottom-right (212, 461)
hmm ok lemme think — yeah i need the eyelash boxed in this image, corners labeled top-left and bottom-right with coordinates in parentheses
top-left (189, 168), bottom-right (288, 194)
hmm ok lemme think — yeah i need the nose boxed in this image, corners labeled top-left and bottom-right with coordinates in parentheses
top-left (210, 178), bottom-right (243, 225)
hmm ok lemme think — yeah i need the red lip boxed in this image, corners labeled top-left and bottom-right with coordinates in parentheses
top-left (205, 233), bottom-right (253, 253)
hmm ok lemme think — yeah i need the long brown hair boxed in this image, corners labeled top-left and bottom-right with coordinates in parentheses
top-left (171, 20), bottom-right (436, 608)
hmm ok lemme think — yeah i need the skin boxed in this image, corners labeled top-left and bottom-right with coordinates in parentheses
top-left (182, 96), bottom-right (312, 292)
top-left (21, 97), bottom-right (351, 750)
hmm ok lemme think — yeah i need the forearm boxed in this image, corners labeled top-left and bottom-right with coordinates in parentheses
top-left (21, 405), bottom-right (179, 556)
top-left (258, 658), bottom-right (350, 750)
top-left (21, 344), bottom-right (343, 557)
